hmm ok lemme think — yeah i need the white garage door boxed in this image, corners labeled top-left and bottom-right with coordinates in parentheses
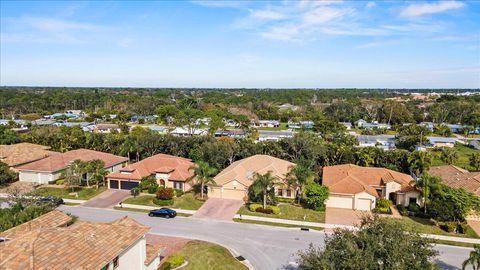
top-left (208, 187), bottom-right (245, 200)
top-left (356, 198), bottom-right (372, 211)
top-left (326, 195), bottom-right (354, 209)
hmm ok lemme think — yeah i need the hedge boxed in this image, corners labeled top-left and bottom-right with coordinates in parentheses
top-left (248, 203), bottom-right (262, 212)
top-left (153, 198), bottom-right (173, 206)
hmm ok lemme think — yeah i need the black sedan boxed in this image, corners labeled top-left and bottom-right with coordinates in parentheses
top-left (148, 208), bottom-right (177, 218)
top-left (36, 196), bottom-right (64, 206)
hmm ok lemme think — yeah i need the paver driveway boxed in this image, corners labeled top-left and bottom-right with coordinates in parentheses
top-left (325, 207), bottom-right (370, 226)
top-left (82, 189), bottom-right (130, 208)
top-left (192, 198), bottom-right (244, 221)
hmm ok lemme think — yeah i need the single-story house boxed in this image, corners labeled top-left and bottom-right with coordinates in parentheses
top-left (0, 143), bottom-right (59, 171)
top-left (278, 103), bottom-right (299, 111)
top-left (257, 130), bottom-right (294, 142)
top-left (355, 135), bottom-right (396, 150)
top-left (340, 122), bottom-right (352, 130)
top-left (95, 123), bottom-right (121, 133)
top-left (106, 153), bottom-right (194, 191)
top-left (169, 127), bottom-right (208, 136)
top-left (208, 154), bottom-right (296, 200)
top-left (16, 149), bottom-right (128, 184)
top-left (322, 164), bottom-right (420, 211)
top-left (223, 119), bottom-right (239, 127)
top-left (427, 136), bottom-right (457, 148)
top-left (287, 121), bottom-right (314, 129)
top-left (469, 140), bottom-right (480, 150)
top-left (253, 120), bottom-right (280, 128)
top-left (0, 210), bottom-right (163, 270)
top-left (145, 125), bottom-right (169, 134)
top-left (429, 165), bottom-right (480, 196)
top-left (195, 117), bottom-right (211, 126)
top-left (354, 119), bottom-right (391, 129)
top-left (214, 129), bottom-right (247, 139)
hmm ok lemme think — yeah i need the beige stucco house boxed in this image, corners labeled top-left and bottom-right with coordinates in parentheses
top-left (208, 154), bottom-right (296, 200)
top-left (322, 164), bottom-right (421, 211)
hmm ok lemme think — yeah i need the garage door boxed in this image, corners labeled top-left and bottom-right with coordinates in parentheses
top-left (209, 187), bottom-right (245, 200)
top-left (209, 187), bottom-right (222, 198)
top-left (109, 180), bottom-right (119, 189)
top-left (326, 195), bottom-right (354, 209)
top-left (356, 198), bottom-right (372, 211)
top-left (120, 181), bottom-right (139, 190)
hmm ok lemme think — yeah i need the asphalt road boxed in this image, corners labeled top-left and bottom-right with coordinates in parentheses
top-left (60, 205), bottom-right (471, 270)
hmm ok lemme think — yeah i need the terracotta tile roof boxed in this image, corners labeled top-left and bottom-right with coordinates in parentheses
top-left (0, 214), bottom-right (150, 270)
top-left (107, 153), bottom-right (194, 182)
top-left (145, 241), bottom-right (164, 265)
top-left (16, 148), bottom-right (128, 173)
top-left (0, 143), bottom-right (59, 167)
top-left (0, 210), bottom-right (72, 239)
top-left (213, 155), bottom-right (295, 187)
top-left (323, 164), bottom-right (413, 196)
top-left (429, 165), bottom-right (480, 195)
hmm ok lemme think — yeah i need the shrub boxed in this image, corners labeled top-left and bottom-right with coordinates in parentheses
top-left (130, 187), bottom-right (140, 198)
top-left (174, 189), bottom-right (184, 197)
top-left (304, 183), bottom-right (329, 211)
top-left (376, 198), bottom-right (392, 209)
top-left (139, 176), bottom-right (158, 193)
top-left (147, 184), bottom-right (158, 194)
top-left (457, 223), bottom-right (469, 234)
top-left (267, 205), bottom-right (280, 215)
top-left (397, 204), bottom-right (409, 216)
top-left (56, 179), bottom-right (65, 185)
top-left (157, 187), bottom-right (174, 200)
top-left (277, 197), bottom-right (295, 204)
top-left (440, 221), bottom-right (457, 233)
top-left (166, 254), bottom-right (185, 268)
top-left (248, 203), bottom-right (262, 212)
top-left (158, 261), bottom-right (171, 270)
top-left (255, 207), bottom-right (273, 214)
top-left (153, 198), bottom-right (173, 206)
top-left (407, 203), bottom-right (420, 213)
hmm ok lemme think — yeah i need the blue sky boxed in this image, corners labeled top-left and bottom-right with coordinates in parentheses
top-left (0, 0), bottom-right (479, 88)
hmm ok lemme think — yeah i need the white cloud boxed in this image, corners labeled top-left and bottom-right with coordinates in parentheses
top-left (366, 2), bottom-right (376, 9)
top-left (302, 7), bottom-right (351, 26)
top-left (400, 1), bottom-right (465, 17)
top-left (356, 41), bottom-right (384, 49)
top-left (249, 9), bottom-right (285, 20)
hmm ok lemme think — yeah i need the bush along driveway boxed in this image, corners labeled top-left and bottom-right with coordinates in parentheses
top-left (238, 203), bottom-right (325, 223)
top-left (122, 192), bottom-right (205, 210)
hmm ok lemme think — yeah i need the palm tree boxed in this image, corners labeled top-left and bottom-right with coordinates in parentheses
top-left (440, 147), bottom-right (459, 165)
top-left (463, 245), bottom-right (480, 270)
top-left (87, 159), bottom-right (107, 189)
top-left (408, 151), bottom-right (432, 176)
top-left (286, 159), bottom-right (316, 204)
top-left (188, 161), bottom-right (217, 199)
top-left (251, 171), bottom-right (277, 209)
top-left (415, 173), bottom-right (441, 214)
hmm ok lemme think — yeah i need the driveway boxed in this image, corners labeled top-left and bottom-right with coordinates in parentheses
top-left (60, 205), bottom-right (473, 270)
top-left (325, 207), bottom-right (370, 227)
top-left (192, 198), bottom-right (244, 221)
top-left (82, 189), bottom-right (130, 208)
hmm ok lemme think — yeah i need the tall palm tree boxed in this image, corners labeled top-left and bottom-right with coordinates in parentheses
top-left (408, 151), bottom-right (432, 176)
top-left (286, 159), bottom-right (316, 204)
top-left (251, 171), bottom-right (277, 209)
top-left (440, 147), bottom-right (459, 165)
top-left (188, 161), bottom-right (217, 199)
top-left (87, 159), bottom-right (107, 189)
top-left (415, 173), bottom-right (441, 214)
top-left (463, 245), bottom-right (480, 270)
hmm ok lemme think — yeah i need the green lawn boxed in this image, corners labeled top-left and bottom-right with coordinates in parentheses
top-left (393, 216), bottom-right (479, 239)
top-left (176, 241), bottom-right (247, 270)
top-left (237, 204), bottom-right (325, 223)
top-left (430, 144), bottom-right (479, 170)
top-left (233, 218), bottom-right (323, 231)
top-left (31, 186), bottom-right (107, 200)
top-left (123, 193), bottom-right (204, 210)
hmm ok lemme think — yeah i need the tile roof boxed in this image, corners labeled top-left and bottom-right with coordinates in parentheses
top-left (0, 210), bottom-right (72, 239)
top-left (16, 148), bottom-right (128, 173)
top-left (213, 155), bottom-right (295, 187)
top-left (0, 213), bottom-right (150, 270)
top-left (0, 143), bottom-right (59, 167)
top-left (322, 164), bottom-right (413, 197)
top-left (429, 165), bottom-right (480, 195)
top-left (107, 153), bottom-right (194, 182)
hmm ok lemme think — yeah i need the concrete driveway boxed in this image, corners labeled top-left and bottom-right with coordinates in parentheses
top-left (82, 189), bottom-right (130, 208)
top-left (192, 198), bottom-right (244, 221)
top-left (325, 207), bottom-right (370, 227)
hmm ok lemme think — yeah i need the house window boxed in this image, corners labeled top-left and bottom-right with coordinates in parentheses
top-left (286, 189), bottom-right (291, 197)
top-left (173, 182), bottom-right (184, 190)
top-left (100, 265), bottom-right (108, 270)
top-left (113, 256), bottom-right (119, 269)
top-left (375, 188), bottom-right (383, 197)
top-left (409, 197), bottom-right (417, 205)
top-left (277, 189), bottom-right (283, 196)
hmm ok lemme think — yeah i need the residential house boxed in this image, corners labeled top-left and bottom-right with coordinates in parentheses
top-left (427, 137), bottom-right (457, 148)
top-left (214, 129), bottom-right (247, 139)
top-left (130, 115), bottom-right (158, 123)
top-left (253, 120), bottom-right (280, 128)
top-left (54, 121), bottom-right (95, 132)
top-left (340, 122), bottom-right (352, 130)
top-left (31, 118), bottom-right (56, 126)
top-left (419, 122), bottom-right (435, 131)
top-left (429, 165), bottom-right (480, 196)
top-left (195, 117), bottom-right (211, 126)
top-left (0, 210), bottom-right (163, 270)
top-left (95, 123), bottom-right (121, 133)
top-left (0, 143), bottom-right (59, 171)
top-left (16, 149), bottom-right (128, 184)
top-left (287, 121), bottom-right (314, 129)
top-left (50, 110), bottom-right (84, 119)
top-left (278, 103), bottom-right (299, 111)
top-left (355, 119), bottom-right (391, 130)
top-left (355, 135), bottom-right (396, 150)
top-left (446, 124), bottom-right (464, 134)
top-left (323, 164), bottom-right (420, 211)
top-left (257, 130), bottom-right (294, 142)
top-left (208, 154), bottom-right (296, 200)
top-left (223, 119), bottom-right (239, 127)
top-left (470, 140), bottom-right (480, 150)
top-left (145, 125), bottom-right (169, 134)
top-left (170, 127), bottom-right (208, 136)
top-left (106, 153), bottom-right (194, 191)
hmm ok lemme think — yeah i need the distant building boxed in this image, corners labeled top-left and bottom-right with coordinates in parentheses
top-left (253, 120), bottom-right (280, 128)
top-left (53, 121), bottom-right (95, 132)
top-left (427, 137), bottom-right (457, 148)
top-left (340, 122), bottom-right (352, 130)
top-left (145, 125), bottom-right (169, 134)
top-left (195, 117), bottom-right (211, 126)
top-left (0, 143), bottom-right (59, 171)
top-left (223, 119), bottom-right (239, 127)
top-left (170, 127), bottom-right (208, 136)
top-left (355, 135), bottom-right (396, 150)
top-left (278, 103), bottom-right (299, 111)
top-left (470, 140), bottom-right (480, 150)
top-left (95, 123), bottom-right (121, 133)
top-left (257, 130), bottom-right (294, 142)
top-left (287, 121), bottom-right (314, 129)
top-left (354, 119), bottom-right (391, 130)
top-left (130, 115), bottom-right (158, 122)
top-left (31, 118), bottom-right (56, 126)
top-left (429, 165), bottom-right (480, 196)
top-left (419, 122), bottom-right (434, 131)
top-left (214, 129), bottom-right (246, 139)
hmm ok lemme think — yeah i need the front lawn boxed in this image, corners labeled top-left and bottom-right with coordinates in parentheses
top-left (393, 216), bottom-right (479, 238)
top-left (430, 144), bottom-right (479, 170)
top-left (31, 186), bottom-right (107, 200)
top-left (237, 204), bottom-right (325, 223)
top-left (176, 240), bottom-right (247, 270)
top-left (123, 193), bottom-right (204, 210)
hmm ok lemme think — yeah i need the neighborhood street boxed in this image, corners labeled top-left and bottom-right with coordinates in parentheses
top-left (60, 205), bottom-right (472, 270)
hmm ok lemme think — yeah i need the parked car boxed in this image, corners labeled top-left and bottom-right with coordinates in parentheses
top-left (148, 208), bottom-right (177, 218)
top-left (36, 196), bottom-right (64, 206)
